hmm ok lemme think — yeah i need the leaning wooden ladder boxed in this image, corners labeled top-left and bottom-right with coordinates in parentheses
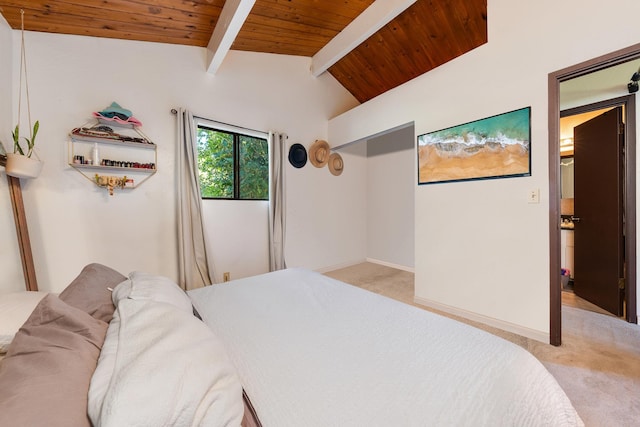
top-left (0, 154), bottom-right (38, 291)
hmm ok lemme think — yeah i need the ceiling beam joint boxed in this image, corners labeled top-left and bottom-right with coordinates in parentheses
top-left (206, 0), bottom-right (256, 74)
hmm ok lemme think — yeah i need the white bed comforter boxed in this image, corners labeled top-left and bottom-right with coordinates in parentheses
top-left (189, 268), bottom-right (583, 427)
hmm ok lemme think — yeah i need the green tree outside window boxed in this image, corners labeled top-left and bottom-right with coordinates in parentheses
top-left (197, 126), bottom-right (268, 200)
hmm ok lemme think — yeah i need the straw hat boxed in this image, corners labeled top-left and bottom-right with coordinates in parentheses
top-left (288, 143), bottom-right (307, 168)
top-left (309, 139), bottom-right (330, 168)
top-left (328, 152), bottom-right (344, 176)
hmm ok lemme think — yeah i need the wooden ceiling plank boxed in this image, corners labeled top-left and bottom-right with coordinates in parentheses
top-left (245, 11), bottom-right (343, 34)
top-left (234, 27), bottom-right (327, 50)
top-left (206, 0), bottom-right (256, 74)
top-left (328, 0), bottom-right (487, 102)
top-left (87, 0), bottom-right (224, 20)
top-left (250, 0), bottom-right (373, 21)
top-left (0, 8), bottom-right (211, 44)
top-left (0, 3), bottom-right (215, 47)
top-left (232, 38), bottom-right (323, 57)
top-left (248, 2), bottom-right (359, 32)
top-left (240, 15), bottom-right (339, 39)
top-left (4, 20), bottom-right (207, 46)
top-left (0, 0), bottom-right (222, 28)
top-left (0, 0), bottom-right (488, 103)
top-left (311, 0), bottom-right (417, 77)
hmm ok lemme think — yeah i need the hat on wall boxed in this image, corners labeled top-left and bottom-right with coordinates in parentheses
top-left (309, 139), bottom-right (330, 168)
top-left (97, 102), bottom-right (132, 119)
top-left (328, 152), bottom-right (344, 176)
top-left (288, 143), bottom-right (307, 168)
top-left (93, 102), bottom-right (143, 126)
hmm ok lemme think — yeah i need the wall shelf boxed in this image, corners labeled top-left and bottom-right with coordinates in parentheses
top-left (68, 119), bottom-right (157, 195)
top-left (68, 163), bottom-right (156, 173)
top-left (69, 134), bottom-right (156, 149)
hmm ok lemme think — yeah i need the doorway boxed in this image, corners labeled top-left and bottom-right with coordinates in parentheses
top-left (549, 44), bottom-right (640, 346)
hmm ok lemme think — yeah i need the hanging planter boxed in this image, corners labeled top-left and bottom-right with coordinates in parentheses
top-left (2, 10), bottom-right (43, 179)
top-left (5, 152), bottom-right (43, 179)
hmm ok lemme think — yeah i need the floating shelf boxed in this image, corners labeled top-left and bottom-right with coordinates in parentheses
top-left (68, 118), bottom-right (157, 195)
top-left (68, 163), bottom-right (156, 173)
top-left (70, 134), bottom-right (156, 149)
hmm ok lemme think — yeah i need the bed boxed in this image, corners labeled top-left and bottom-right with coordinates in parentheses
top-left (0, 263), bottom-right (584, 426)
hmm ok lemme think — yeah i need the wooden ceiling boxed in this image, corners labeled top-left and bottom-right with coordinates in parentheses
top-left (0, 0), bottom-right (487, 103)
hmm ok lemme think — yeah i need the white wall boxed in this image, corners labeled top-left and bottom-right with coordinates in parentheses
top-left (0, 16), bottom-right (25, 293)
top-left (0, 31), bottom-right (363, 293)
top-left (202, 200), bottom-right (269, 283)
top-left (294, 138), bottom-right (368, 273)
top-left (366, 125), bottom-right (414, 269)
top-left (328, 0), bottom-right (640, 339)
top-left (0, 15), bottom-right (10, 145)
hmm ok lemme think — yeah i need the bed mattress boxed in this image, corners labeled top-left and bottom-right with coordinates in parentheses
top-left (189, 268), bottom-right (583, 427)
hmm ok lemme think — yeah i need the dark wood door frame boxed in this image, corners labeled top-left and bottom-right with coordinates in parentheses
top-left (549, 44), bottom-right (640, 346)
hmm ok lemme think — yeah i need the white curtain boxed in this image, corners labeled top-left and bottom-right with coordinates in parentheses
top-left (269, 132), bottom-right (287, 271)
top-left (176, 108), bottom-right (214, 290)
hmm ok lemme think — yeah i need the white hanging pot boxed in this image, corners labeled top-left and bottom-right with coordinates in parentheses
top-left (5, 153), bottom-right (43, 179)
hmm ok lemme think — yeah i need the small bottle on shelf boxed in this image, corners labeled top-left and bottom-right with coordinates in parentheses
top-left (92, 143), bottom-right (100, 166)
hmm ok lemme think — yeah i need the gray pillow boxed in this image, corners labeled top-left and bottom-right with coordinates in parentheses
top-left (0, 294), bottom-right (108, 427)
top-left (59, 263), bottom-right (126, 323)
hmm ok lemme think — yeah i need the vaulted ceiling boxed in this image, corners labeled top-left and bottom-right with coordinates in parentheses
top-left (0, 0), bottom-right (487, 103)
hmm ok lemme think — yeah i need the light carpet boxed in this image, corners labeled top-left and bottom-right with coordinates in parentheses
top-left (325, 262), bottom-right (640, 427)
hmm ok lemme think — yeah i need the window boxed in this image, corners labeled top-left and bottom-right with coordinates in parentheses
top-left (196, 120), bottom-right (269, 200)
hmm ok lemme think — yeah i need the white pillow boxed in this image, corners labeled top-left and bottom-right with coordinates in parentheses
top-left (89, 296), bottom-right (244, 426)
top-left (0, 292), bottom-right (48, 353)
top-left (111, 271), bottom-right (193, 313)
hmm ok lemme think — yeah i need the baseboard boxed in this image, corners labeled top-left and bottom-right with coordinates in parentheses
top-left (314, 259), bottom-right (367, 274)
top-left (413, 296), bottom-right (550, 344)
top-left (366, 258), bottom-right (415, 273)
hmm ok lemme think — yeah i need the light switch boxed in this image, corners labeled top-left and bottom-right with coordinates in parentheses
top-left (528, 188), bottom-right (540, 204)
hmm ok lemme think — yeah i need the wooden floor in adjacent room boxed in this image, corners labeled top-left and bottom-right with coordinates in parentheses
top-left (325, 262), bottom-right (640, 427)
top-left (561, 289), bottom-right (616, 317)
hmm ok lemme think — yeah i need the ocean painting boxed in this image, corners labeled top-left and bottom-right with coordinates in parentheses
top-left (417, 107), bottom-right (531, 184)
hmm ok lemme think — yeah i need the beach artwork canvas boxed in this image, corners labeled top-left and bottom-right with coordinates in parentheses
top-left (417, 107), bottom-right (531, 184)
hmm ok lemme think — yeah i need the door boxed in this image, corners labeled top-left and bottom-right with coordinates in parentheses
top-left (573, 106), bottom-right (624, 316)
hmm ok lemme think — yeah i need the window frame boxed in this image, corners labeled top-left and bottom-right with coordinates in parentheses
top-left (195, 118), bottom-right (269, 201)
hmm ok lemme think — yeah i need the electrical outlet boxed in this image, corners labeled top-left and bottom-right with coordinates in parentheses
top-left (528, 188), bottom-right (540, 204)
top-left (223, 272), bottom-right (230, 282)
